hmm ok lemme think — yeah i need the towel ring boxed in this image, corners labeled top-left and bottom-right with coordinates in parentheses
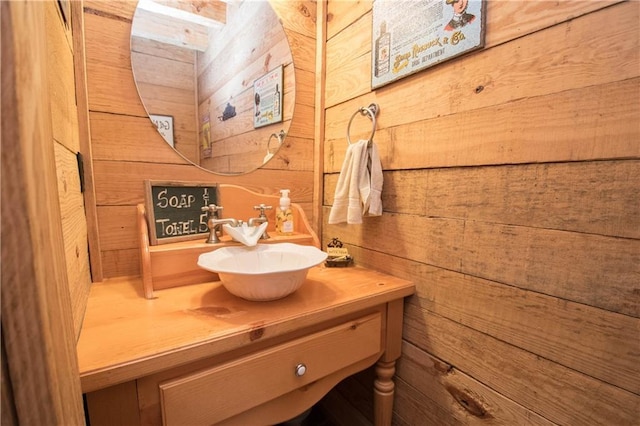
top-left (267, 130), bottom-right (286, 154)
top-left (347, 103), bottom-right (379, 145)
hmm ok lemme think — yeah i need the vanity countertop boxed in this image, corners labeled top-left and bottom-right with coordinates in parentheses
top-left (77, 265), bottom-right (415, 394)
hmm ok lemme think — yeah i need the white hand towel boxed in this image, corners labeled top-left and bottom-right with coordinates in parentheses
top-left (363, 142), bottom-right (383, 217)
top-left (328, 139), bottom-right (383, 225)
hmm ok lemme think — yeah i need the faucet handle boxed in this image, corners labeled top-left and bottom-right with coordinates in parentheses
top-left (201, 204), bottom-right (223, 215)
top-left (253, 204), bottom-right (272, 217)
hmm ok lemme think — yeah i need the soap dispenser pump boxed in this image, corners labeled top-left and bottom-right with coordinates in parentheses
top-left (276, 189), bottom-right (294, 236)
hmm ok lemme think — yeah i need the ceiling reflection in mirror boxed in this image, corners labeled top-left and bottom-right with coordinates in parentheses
top-left (131, 0), bottom-right (294, 175)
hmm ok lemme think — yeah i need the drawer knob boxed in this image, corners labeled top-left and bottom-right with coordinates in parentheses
top-left (295, 363), bottom-right (307, 377)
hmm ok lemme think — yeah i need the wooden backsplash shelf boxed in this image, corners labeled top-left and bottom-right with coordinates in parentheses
top-left (138, 184), bottom-right (320, 299)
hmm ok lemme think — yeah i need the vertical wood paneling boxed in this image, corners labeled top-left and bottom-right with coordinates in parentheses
top-left (1, 1), bottom-right (85, 422)
top-left (72, 0), bottom-right (104, 283)
top-left (46, 0), bottom-right (91, 338)
top-left (322, 0), bottom-right (639, 424)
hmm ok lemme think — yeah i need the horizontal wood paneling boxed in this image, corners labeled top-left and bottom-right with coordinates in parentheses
top-left (130, 38), bottom-right (197, 163)
top-left (325, 78), bottom-right (640, 172)
top-left (326, 2), bottom-right (638, 125)
top-left (328, 248), bottom-right (639, 398)
top-left (325, 0), bottom-right (624, 108)
top-left (47, 5), bottom-right (79, 154)
top-left (404, 306), bottom-right (638, 425)
top-left (92, 161), bottom-right (314, 206)
top-left (324, 212), bottom-right (638, 311)
top-left (326, 160), bottom-right (640, 239)
top-left (86, 62), bottom-right (147, 117)
top-left (322, 0), bottom-right (639, 424)
top-left (395, 343), bottom-right (555, 425)
top-left (83, 1), bottom-right (317, 277)
top-left (408, 266), bottom-right (638, 393)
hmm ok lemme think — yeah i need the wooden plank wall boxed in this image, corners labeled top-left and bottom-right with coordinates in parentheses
top-left (130, 37), bottom-right (199, 163)
top-left (322, 1), bottom-right (639, 425)
top-left (45, 1), bottom-right (92, 337)
top-left (198, 0), bottom-right (294, 174)
top-left (82, 1), bottom-right (316, 279)
top-left (1, 1), bottom-right (85, 422)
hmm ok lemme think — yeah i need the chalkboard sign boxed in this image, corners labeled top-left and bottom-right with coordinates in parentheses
top-left (144, 180), bottom-right (219, 245)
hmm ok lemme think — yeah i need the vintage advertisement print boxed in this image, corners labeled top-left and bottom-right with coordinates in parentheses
top-left (253, 65), bottom-right (283, 128)
top-left (372, 0), bottom-right (485, 89)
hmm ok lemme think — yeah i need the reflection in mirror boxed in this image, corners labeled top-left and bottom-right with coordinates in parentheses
top-left (131, 0), bottom-right (294, 175)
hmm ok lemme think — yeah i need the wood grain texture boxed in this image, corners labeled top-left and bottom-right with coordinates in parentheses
top-left (333, 242), bottom-right (640, 387)
top-left (86, 381), bottom-right (141, 426)
top-left (321, 1), bottom-right (639, 422)
top-left (72, 0), bottom-right (104, 283)
top-left (325, 78), bottom-right (640, 172)
top-left (130, 38), bottom-right (197, 162)
top-left (405, 306), bottom-right (639, 425)
top-left (159, 314), bottom-right (381, 425)
top-left (83, 1), bottom-right (318, 277)
top-left (1, 1), bottom-right (84, 423)
top-left (53, 144), bottom-right (92, 336)
top-left (77, 270), bottom-right (413, 393)
top-left (47, 0), bottom-right (92, 338)
top-left (394, 343), bottom-right (555, 425)
top-left (325, 1), bottom-right (626, 108)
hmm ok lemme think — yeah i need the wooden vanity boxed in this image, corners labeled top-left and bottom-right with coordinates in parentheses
top-left (79, 184), bottom-right (414, 425)
top-left (79, 267), bottom-right (414, 425)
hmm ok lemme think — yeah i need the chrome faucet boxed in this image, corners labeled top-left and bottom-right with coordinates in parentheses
top-left (248, 204), bottom-right (272, 240)
top-left (201, 204), bottom-right (238, 244)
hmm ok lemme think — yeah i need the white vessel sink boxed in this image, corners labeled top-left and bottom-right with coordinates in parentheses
top-left (197, 243), bottom-right (328, 301)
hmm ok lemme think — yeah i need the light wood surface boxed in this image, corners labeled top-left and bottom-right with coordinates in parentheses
top-left (1, 1), bottom-right (84, 423)
top-left (77, 266), bottom-right (414, 393)
top-left (80, 266), bottom-right (413, 425)
top-left (45, 0), bottom-right (93, 337)
top-left (138, 184), bottom-right (321, 296)
top-left (72, 0), bottom-right (104, 283)
top-left (160, 313), bottom-right (382, 425)
top-left (322, 0), bottom-right (639, 424)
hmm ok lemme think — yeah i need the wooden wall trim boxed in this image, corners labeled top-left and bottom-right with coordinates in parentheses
top-left (1, 1), bottom-right (84, 423)
top-left (72, 0), bottom-right (103, 282)
top-left (313, 0), bottom-right (328, 243)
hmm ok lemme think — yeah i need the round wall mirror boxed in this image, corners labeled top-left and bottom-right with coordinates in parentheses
top-left (130, 0), bottom-right (294, 175)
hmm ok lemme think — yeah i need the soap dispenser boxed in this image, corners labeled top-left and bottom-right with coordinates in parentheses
top-left (276, 189), bottom-right (294, 236)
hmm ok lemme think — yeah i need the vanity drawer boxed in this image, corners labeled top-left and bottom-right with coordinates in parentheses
top-left (159, 313), bottom-right (382, 426)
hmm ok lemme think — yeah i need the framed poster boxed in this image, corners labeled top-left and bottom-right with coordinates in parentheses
top-left (372, 0), bottom-right (485, 89)
top-left (253, 65), bottom-right (283, 128)
top-left (149, 114), bottom-right (174, 147)
top-left (201, 114), bottom-right (212, 159)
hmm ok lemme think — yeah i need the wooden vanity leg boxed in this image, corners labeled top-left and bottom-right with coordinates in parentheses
top-left (373, 299), bottom-right (406, 426)
top-left (374, 360), bottom-right (396, 425)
